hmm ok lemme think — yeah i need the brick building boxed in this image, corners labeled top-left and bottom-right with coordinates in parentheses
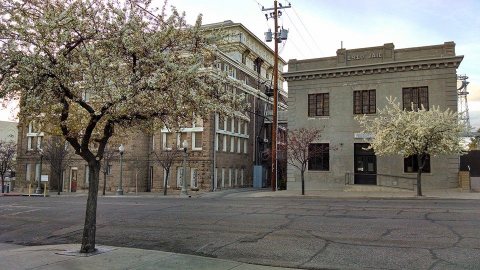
top-left (15, 21), bottom-right (287, 193)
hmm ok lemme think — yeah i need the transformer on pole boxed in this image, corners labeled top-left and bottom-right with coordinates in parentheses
top-left (262, 1), bottom-right (290, 191)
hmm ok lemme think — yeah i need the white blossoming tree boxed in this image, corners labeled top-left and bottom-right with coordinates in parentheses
top-left (356, 98), bottom-right (466, 196)
top-left (0, 0), bottom-right (242, 253)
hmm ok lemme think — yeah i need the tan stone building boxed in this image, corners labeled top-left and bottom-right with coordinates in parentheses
top-left (284, 42), bottom-right (463, 191)
top-left (15, 21), bottom-right (287, 193)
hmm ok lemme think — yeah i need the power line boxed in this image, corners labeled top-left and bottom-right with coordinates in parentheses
top-left (282, 9), bottom-right (316, 56)
top-left (291, 5), bottom-right (324, 55)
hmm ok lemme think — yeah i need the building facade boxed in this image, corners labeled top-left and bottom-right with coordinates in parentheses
top-left (15, 21), bottom-right (287, 193)
top-left (284, 42), bottom-right (463, 191)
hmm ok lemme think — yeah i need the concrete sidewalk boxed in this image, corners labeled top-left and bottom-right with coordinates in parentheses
top-left (3, 186), bottom-right (479, 200)
top-left (243, 187), bottom-right (480, 200)
top-left (0, 243), bottom-right (295, 270)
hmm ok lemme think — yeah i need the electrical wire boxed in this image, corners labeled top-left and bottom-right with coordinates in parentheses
top-left (282, 9), bottom-right (316, 56)
top-left (284, 0), bottom-right (324, 56)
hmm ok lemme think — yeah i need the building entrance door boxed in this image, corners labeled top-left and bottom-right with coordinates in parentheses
top-left (70, 168), bottom-right (78, 192)
top-left (354, 143), bottom-right (376, 185)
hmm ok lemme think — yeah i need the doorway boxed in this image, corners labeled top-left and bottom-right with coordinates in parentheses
top-left (354, 143), bottom-right (376, 185)
top-left (70, 168), bottom-right (78, 192)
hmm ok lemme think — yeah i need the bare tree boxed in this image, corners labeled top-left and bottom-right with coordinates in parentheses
top-left (43, 137), bottom-right (73, 195)
top-left (151, 144), bottom-right (182, 195)
top-left (0, 140), bottom-right (16, 193)
top-left (284, 128), bottom-right (326, 195)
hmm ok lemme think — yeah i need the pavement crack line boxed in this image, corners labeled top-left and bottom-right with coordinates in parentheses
top-left (299, 241), bottom-right (330, 267)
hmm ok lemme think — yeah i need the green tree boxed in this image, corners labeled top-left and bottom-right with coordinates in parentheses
top-left (357, 98), bottom-right (466, 196)
top-left (0, 0), bottom-right (241, 253)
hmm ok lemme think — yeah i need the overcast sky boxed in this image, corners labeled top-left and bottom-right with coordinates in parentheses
top-left (2, 0), bottom-right (479, 130)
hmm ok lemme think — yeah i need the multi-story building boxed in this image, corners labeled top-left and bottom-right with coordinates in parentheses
top-left (284, 42), bottom-right (463, 191)
top-left (15, 21), bottom-right (287, 193)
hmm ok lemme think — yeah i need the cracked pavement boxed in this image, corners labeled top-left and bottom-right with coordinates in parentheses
top-left (1, 194), bottom-right (480, 269)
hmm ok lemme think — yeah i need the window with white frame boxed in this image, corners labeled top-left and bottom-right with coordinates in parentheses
top-left (235, 169), bottom-right (238, 186)
top-left (162, 133), bottom-right (174, 150)
top-left (237, 138), bottom-right (241, 153)
top-left (26, 164), bottom-right (32, 182)
top-left (35, 163), bottom-right (41, 182)
top-left (36, 136), bottom-right (43, 150)
top-left (228, 168), bottom-right (232, 187)
top-left (221, 168), bottom-right (225, 188)
top-left (230, 136), bottom-right (235, 152)
top-left (223, 135), bottom-right (227, 152)
top-left (240, 169), bottom-right (244, 186)
top-left (177, 167), bottom-right (183, 188)
top-left (27, 136), bottom-right (33, 150)
top-left (244, 139), bottom-right (248, 154)
top-left (192, 132), bottom-right (202, 150)
top-left (191, 168), bottom-right (198, 188)
top-left (244, 122), bottom-right (248, 135)
top-left (177, 133), bottom-right (188, 148)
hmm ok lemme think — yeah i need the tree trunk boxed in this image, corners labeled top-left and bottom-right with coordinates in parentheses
top-left (301, 170), bottom-right (305, 196)
top-left (80, 160), bottom-right (101, 253)
top-left (1, 175), bottom-right (4, 194)
top-left (416, 155), bottom-right (423, 196)
top-left (164, 169), bottom-right (169, 196)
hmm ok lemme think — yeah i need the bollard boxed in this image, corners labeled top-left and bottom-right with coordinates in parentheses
top-left (28, 184), bottom-right (31, 196)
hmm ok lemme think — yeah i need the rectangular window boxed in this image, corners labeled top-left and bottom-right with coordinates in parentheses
top-left (308, 93), bottom-right (329, 117)
top-left (163, 133), bottom-right (174, 150)
top-left (404, 154), bottom-right (431, 173)
top-left (221, 168), bottom-right (225, 188)
top-left (244, 139), bottom-right (248, 154)
top-left (191, 168), bottom-right (198, 188)
top-left (353, 90), bottom-right (376, 114)
top-left (35, 163), bottom-right (41, 182)
top-left (228, 168), bottom-right (232, 187)
top-left (223, 135), bottom-right (227, 152)
top-left (308, 143), bottom-right (329, 171)
top-left (36, 136), bottom-right (43, 149)
top-left (27, 137), bottom-right (33, 150)
top-left (240, 169), bottom-right (244, 186)
top-left (230, 136), bottom-right (235, 152)
top-left (26, 164), bottom-right (32, 182)
top-left (107, 165), bottom-right (112, 175)
top-left (403, 86), bottom-right (429, 111)
top-left (177, 133), bottom-right (187, 148)
top-left (237, 138), bottom-right (241, 153)
top-left (192, 132), bottom-right (202, 150)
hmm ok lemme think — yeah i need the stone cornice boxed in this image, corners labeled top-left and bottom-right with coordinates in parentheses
top-left (283, 56), bottom-right (464, 81)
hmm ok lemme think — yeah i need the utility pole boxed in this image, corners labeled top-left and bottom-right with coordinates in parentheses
top-left (263, 1), bottom-right (290, 191)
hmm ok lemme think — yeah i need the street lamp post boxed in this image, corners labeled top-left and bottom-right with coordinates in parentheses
top-left (116, 144), bottom-right (125, 195)
top-left (35, 149), bottom-right (43, 194)
top-left (180, 140), bottom-right (188, 197)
